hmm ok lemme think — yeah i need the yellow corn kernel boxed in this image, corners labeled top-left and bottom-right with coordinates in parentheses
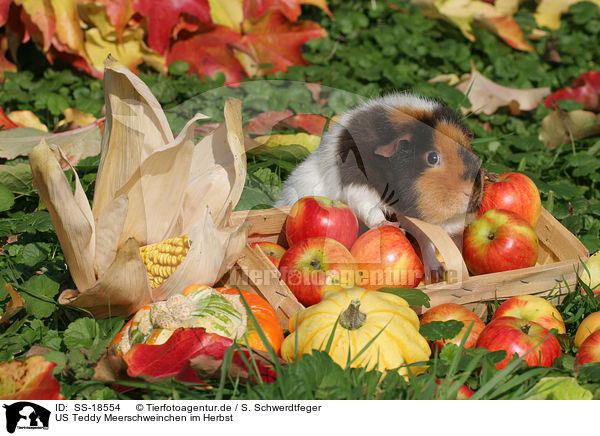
top-left (139, 234), bottom-right (190, 288)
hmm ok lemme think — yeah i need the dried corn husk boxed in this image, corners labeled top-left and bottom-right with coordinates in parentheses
top-left (29, 56), bottom-right (249, 318)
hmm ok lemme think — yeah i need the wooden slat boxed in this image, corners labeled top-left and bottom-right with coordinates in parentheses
top-left (535, 208), bottom-right (589, 261)
top-left (232, 244), bottom-right (304, 326)
top-left (422, 258), bottom-right (584, 308)
top-left (231, 207), bottom-right (290, 235)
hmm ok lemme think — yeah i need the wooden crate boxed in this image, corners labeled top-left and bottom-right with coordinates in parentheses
top-left (227, 206), bottom-right (589, 325)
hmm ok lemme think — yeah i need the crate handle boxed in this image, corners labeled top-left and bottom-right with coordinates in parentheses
top-left (404, 216), bottom-right (469, 284)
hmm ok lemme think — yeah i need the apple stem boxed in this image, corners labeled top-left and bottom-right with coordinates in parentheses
top-left (340, 299), bottom-right (366, 330)
top-left (310, 258), bottom-right (321, 270)
top-left (487, 232), bottom-right (495, 240)
top-left (520, 324), bottom-right (531, 335)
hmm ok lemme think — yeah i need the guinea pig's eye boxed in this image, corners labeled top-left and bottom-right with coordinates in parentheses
top-left (426, 151), bottom-right (441, 167)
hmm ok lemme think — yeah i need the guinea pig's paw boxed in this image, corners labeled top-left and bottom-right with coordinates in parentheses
top-left (374, 220), bottom-right (407, 234)
top-left (423, 257), bottom-right (447, 285)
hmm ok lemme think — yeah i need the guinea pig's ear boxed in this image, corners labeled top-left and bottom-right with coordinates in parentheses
top-left (374, 133), bottom-right (412, 158)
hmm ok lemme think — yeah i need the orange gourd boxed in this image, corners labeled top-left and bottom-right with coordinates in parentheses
top-left (212, 287), bottom-right (284, 355)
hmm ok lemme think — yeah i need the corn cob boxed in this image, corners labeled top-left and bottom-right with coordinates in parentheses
top-left (139, 234), bottom-right (190, 288)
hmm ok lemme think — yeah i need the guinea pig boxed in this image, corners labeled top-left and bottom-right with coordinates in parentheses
top-left (274, 93), bottom-right (485, 281)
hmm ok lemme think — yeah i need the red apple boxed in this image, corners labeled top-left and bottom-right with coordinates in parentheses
top-left (420, 303), bottom-right (486, 351)
top-left (285, 196), bottom-right (359, 250)
top-left (475, 316), bottom-right (561, 370)
top-left (492, 295), bottom-right (565, 334)
top-left (463, 209), bottom-right (538, 275)
top-left (251, 241), bottom-right (286, 268)
top-left (434, 379), bottom-right (475, 399)
top-left (575, 330), bottom-right (600, 369)
top-left (575, 311), bottom-right (600, 347)
top-left (278, 237), bottom-right (356, 306)
top-left (351, 225), bottom-right (424, 290)
top-left (479, 172), bottom-right (541, 227)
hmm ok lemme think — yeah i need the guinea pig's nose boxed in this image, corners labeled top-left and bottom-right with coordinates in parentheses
top-left (463, 192), bottom-right (471, 201)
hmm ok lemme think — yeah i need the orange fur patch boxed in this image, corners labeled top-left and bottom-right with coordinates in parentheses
top-left (387, 107), bottom-right (430, 125)
top-left (436, 122), bottom-right (471, 148)
top-left (414, 130), bottom-right (476, 225)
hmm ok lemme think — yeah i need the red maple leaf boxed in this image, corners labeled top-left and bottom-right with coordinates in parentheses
top-left (167, 26), bottom-right (245, 84)
top-left (245, 110), bottom-right (327, 135)
top-left (544, 71), bottom-right (600, 111)
top-left (133, 0), bottom-right (212, 55)
top-left (0, 0), bottom-right (10, 28)
top-left (283, 113), bottom-right (327, 135)
top-left (241, 10), bottom-right (327, 75)
top-left (123, 328), bottom-right (276, 384)
top-left (0, 106), bottom-right (18, 130)
top-left (244, 0), bottom-right (333, 22)
top-left (245, 110), bottom-right (294, 134)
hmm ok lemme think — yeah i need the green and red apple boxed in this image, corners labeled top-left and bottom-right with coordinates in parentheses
top-left (278, 237), bottom-right (356, 306)
top-left (420, 303), bottom-right (485, 351)
top-left (575, 330), bottom-right (600, 369)
top-left (251, 241), bottom-right (286, 268)
top-left (476, 316), bottom-right (561, 370)
top-left (285, 196), bottom-right (359, 250)
top-left (434, 379), bottom-right (475, 400)
top-left (479, 172), bottom-right (541, 227)
top-left (491, 295), bottom-right (565, 334)
top-left (575, 311), bottom-right (600, 347)
top-left (351, 225), bottom-right (424, 290)
top-left (463, 209), bottom-right (538, 275)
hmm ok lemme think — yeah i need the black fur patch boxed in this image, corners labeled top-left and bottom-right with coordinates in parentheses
top-left (334, 99), bottom-right (479, 220)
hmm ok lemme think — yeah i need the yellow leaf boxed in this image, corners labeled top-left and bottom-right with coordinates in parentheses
top-left (57, 108), bottom-right (97, 129)
top-left (14, 0), bottom-right (55, 51)
top-left (254, 132), bottom-right (321, 152)
top-left (412, 0), bottom-right (534, 51)
top-left (79, 3), bottom-right (165, 74)
top-left (412, 0), bottom-right (497, 41)
top-left (50, 0), bottom-right (85, 55)
top-left (428, 73), bottom-right (463, 85)
top-left (84, 27), bottom-right (165, 74)
top-left (535, 0), bottom-right (600, 30)
top-left (7, 111), bottom-right (48, 132)
top-left (494, 0), bottom-right (523, 15)
top-left (209, 0), bottom-right (244, 32)
top-left (78, 2), bottom-right (116, 41)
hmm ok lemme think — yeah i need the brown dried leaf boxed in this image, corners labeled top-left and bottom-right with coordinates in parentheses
top-left (539, 109), bottom-right (600, 149)
top-left (92, 350), bottom-right (130, 382)
top-left (0, 284), bottom-right (24, 324)
top-left (25, 345), bottom-right (52, 358)
top-left (456, 67), bottom-right (550, 114)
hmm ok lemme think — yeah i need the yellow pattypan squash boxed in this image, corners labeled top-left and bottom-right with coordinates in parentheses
top-left (281, 287), bottom-right (431, 377)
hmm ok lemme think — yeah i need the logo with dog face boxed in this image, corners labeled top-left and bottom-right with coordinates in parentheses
top-left (3, 402), bottom-right (50, 433)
